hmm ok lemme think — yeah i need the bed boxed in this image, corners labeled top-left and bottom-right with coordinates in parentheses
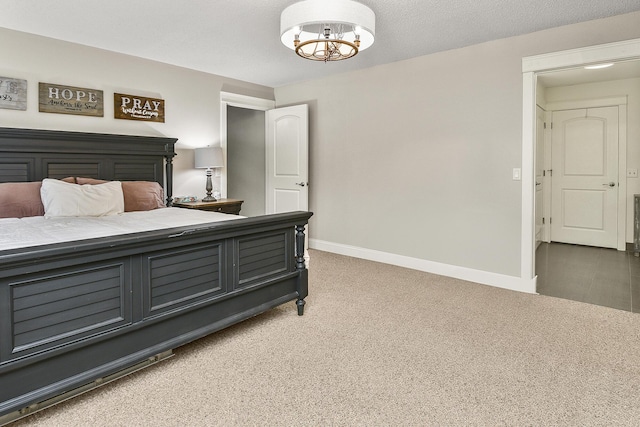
top-left (0, 127), bottom-right (312, 421)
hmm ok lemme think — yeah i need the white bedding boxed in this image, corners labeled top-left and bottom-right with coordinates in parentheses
top-left (0, 207), bottom-right (243, 251)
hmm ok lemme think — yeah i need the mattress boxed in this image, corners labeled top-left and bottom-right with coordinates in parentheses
top-left (0, 207), bottom-right (243, 251)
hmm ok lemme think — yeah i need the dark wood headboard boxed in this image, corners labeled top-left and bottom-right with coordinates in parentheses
top-left (0, 127), bottom-right (177, 205)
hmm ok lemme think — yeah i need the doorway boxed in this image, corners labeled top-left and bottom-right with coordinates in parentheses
top-left (220, 92), bottom-right (275, 216)
top-left (220, 92), bottom-right (310, 217)
top-left (227, 105), bottom-right (266, 217)
top-left (534, 82), bottom-right (636, 311)
top-left (522, 38), bottom-right (640, 301)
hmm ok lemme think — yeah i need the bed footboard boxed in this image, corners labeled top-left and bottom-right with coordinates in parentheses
top-left (0, 211), bottom-right (312, 419)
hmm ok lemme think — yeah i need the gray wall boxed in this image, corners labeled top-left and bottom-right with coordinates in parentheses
top-left (275, 11), bottom-right (640, 278)
top-left (227, 106), bottom-right (266, 217)
top-left (0, 27), bottom-right (274, 199)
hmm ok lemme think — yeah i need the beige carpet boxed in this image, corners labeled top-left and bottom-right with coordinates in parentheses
top-left (10, 250), bottom-right (640, 426)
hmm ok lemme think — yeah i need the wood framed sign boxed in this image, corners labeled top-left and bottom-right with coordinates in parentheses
top-left (114, 93), bottom-right (165, 123)
top-left (39, 82), bottom-right (104, 117)
top-left (0, 77), bottom-right (27, 111)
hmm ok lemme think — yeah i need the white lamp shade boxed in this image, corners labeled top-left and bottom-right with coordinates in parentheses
top-left (280, 0), bottom-right (376, 51)
top-left (194, 147), bottom-right (223, 169)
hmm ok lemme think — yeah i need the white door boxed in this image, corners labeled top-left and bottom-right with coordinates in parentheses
top-left (550, 106), bottom-right (619, 248)
top-left (265, 104), bottom-right (309, 214)
top-left (535, 105), bottom-right (545, 247)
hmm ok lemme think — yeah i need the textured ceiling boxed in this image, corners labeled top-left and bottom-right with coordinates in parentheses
top-left (1, 0), bottom-right (640, 87)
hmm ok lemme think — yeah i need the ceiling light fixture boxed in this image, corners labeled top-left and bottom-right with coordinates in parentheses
top-left (584, 63), bottom-right (614, 70)
top-left (280, 0), bottom-right (375, 62)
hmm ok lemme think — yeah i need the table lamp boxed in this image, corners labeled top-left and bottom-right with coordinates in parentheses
top-left (194, 146), bottom-right (223, 202)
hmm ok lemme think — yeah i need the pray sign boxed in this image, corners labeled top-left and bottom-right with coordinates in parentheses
top-left (114, 93), bottom-right (165, 123)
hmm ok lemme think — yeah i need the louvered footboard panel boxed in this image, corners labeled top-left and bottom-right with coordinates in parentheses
top-left (236, 231), bottom-right (290, 288)
top-left (4, 261), bottom-right (130, 360)
top-left (144, 242), bottom-right (225, 317)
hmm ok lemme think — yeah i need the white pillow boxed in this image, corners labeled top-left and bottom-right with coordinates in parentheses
top-left (41, 178), bottom-right (125, 218)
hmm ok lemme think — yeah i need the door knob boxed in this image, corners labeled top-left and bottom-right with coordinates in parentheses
top-left (602, 182), bottom-right (616, 187)
top-left (295, 182), bottom-right (307, 187)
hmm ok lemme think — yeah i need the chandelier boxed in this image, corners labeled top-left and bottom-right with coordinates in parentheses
top-left (280, 0), bottom-right (376, 62)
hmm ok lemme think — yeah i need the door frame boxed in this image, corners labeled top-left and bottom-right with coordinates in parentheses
top-left (535, 104), bottom-right (546, 246)
top-left (521, 38), bottom-right (640, 290)
top-left (544, 98), bottom-right (627, 249)
top-left (220, 91), bottom-right (275, 198)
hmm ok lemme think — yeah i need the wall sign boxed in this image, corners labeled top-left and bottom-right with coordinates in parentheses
top-left (39, 82), bottom-right (104, 117)
top-left (0, 77), bottom-right (27, 110)
top-left (114, 93), bottom-right (165, 123)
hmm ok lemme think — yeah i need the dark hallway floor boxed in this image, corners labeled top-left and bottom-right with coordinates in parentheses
top-left (536, 242), bottom-right (640, 313)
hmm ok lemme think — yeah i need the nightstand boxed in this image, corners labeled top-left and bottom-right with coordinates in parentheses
top-left (173, 199), bottom-right (244, 215)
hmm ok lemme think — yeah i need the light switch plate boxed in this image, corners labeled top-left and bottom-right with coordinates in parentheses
top-left (513, 168), bottom-right (521, 181)
top-left (627, 168), bottom-right (638, 178)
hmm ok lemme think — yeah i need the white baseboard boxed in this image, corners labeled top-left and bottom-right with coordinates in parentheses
top-left (309, 239), bottom-right (537, 294)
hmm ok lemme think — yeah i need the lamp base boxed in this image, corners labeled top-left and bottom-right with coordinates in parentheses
top-left (202, 169), bottom-right (217, 202)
